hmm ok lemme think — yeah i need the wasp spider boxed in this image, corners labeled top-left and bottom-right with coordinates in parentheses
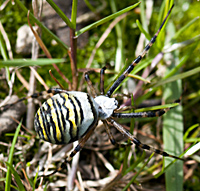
top-left (0, 4), bottom-right (183, 170)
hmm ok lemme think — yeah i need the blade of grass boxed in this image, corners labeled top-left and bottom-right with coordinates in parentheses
top-left (5, 121), bottom-right (24, 191)
top-left (46, 0), bottom-right (74, 29)
top-left (0, 28), bottom-right (8, 61)
top-left (136, 19), bottom-right (151, 40)
top-left (0, 58), bottom-right (65, 67)
top-left (128, 74), bottom-right (150, 83)
top-left (0, 26), bottom-right (11, 86)
top-left (163, 43), bottom-right (196, 79)
top-left (184, 142), bottom-right (200, 157)
top-left (156, 1), bottom-right (173, 50)
top-left (84, 0), bottom-right (96, 12)
top-left (172, 16), bottom-right (199, 40)
top-left (134, 102), bottom-right (179, 113)
top-left (163, 35), bottom-right (200, 53)
top-left (183, 124), bottom-right (199, 141)
top-left (76, 2), bottom-right (140, 37)
top-left (110, 0), bottom-right (124, 72)
top-left (5, 162), bottom-right (26, 191)
top-left (152, 66), bottom-right (200, 88)
top-left (163, 20), bottom-right (183, 191)
top-left (33, 168), bottom-right (39, 191)
top-left (139, 0), bottom-right (148, 33)
top-left (122, 95), bottom-right (135, 175)
top-left (122, 153), bottom-right (154, 191)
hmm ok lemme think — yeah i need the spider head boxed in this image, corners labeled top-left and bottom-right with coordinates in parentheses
top-left (94, 95), bottom-right (118, 120)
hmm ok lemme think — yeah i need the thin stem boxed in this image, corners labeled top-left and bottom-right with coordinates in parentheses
top-left (69, 29), bottom-right (78, 90)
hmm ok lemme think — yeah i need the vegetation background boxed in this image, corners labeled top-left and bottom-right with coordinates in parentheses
top-left (0, 0), bottom-right (199, 190)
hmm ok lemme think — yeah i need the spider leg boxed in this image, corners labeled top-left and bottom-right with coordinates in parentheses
top-left (0, 88), bottom-right (69, 113)
top-left (108, 118), bottom-right (183, 160)
top-left (67, 125), bottom-right (97, 161)
top-left (106, 4), bottom-right (174, 97)
top-left (112, 110), bottom-right (167, 118)
top-left (44, 125), bottom-right (97, 177)
top-left (85, 72), bottom-right (98, 97)
top-left (100, 66), bottom-right (107, 95)
top-left (113, 99), bottom-right (180, 118)
top-left (103, 120), bottom-right (132, 148)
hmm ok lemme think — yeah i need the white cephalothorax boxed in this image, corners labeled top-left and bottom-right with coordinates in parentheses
top-left (94, 95), bottom-right (118, 120)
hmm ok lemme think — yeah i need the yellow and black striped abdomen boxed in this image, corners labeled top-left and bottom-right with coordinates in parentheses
top-left (34, 92), bottom-right (98, 144)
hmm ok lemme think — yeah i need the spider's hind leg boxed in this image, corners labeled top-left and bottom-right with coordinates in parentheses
top-left (103, 120), bottom-right (132, 148)
top-left (109, 118), bottom-right (183, 160)
top-left (43, 125), bottom-right (97, 177)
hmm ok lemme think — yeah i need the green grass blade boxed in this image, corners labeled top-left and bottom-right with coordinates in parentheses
top-left (0, 31), bottom-right (8, 60)
top-left (152, 66), bottom-right (200, 88)
top-left (163, 21), bottom-right (183, 191)
top-left (163, 101), bottom-right (184, 191)
top-left (33, 168), bottom-right (39, 191)
top-left (0, 58), bottom-right (65, 67)
top-left (134, 102), bottom-right (179, 113)
top-left (84, 0), bottom-right (96, 12)
top-left (131, 58), bottom-right (153, 74)
top-left (0, 29), bottom-right (11, 82)
top-left (122, 96), bottom-right (135, 175)
top-left (5, 122), bottom-right (23, 191)
top-left (136, 19), bottom-right (151, 40)
top-left (76, 2), bottom-right (140, 37)
top-left (155, 1), bottom-right (170, 49)
top-left (172, 16), bottom-right (199, 40)
top-left (163, 35), bottom-right (200, 53)
top-left (135, 87), bottom-right (158, 105)
top-left (46, 0), bottom-right (73, 29)
top-left (110, 0), bottom-right (125, 72)
top-left (183, 124), bottom-right (199, 141)
top-left (184, 142), bottom-right (200, 158)
top-left (122, 153), bottom-right (154, 191)
top-left (128, 73), bottom-right (150, 83)
top-left (139, 0), bottom-right (148, 33)
top-left (5, 162), bottom-right (26, 191)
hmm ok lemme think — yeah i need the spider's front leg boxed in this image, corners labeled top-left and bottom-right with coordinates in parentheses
top-left (105, 4), bottom-right (174, 98)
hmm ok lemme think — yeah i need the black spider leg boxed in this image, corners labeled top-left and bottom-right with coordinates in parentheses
top-left (103, 120), bottom-right (132, 148)
top-left (112, 99), bottom-right (180, 118)
top-left (106, 4), bottom-right (174, 97)
top-left (108, 118), bottom-right (183, 160)
top-left (85, 71), bottom-right (97, 97)
top-left (45, 125), bottom-right (97, 177)
top-left (100, 66), bottom-right (107, 95)
top-left (0, 88), bottom-right (70, 113)
top-left (67, 125), bottom-right (97, 161)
